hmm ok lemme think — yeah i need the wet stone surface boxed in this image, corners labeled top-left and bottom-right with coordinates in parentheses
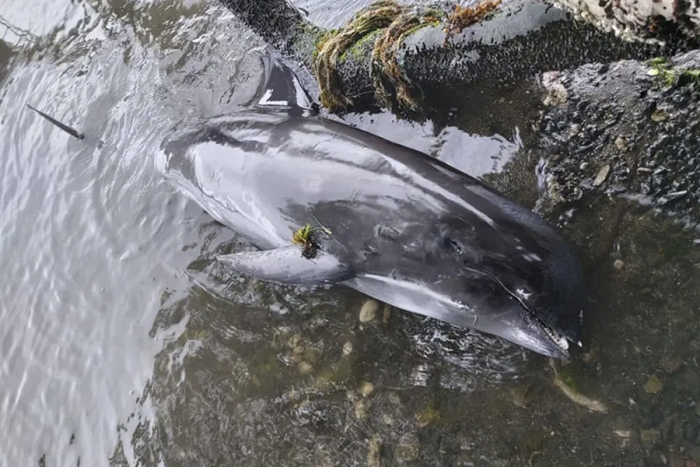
top-left (536, 49), bottom-right (700, 228)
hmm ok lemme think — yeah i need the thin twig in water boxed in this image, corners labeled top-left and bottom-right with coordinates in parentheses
top-left (549, 359), bottom-right (608, 413)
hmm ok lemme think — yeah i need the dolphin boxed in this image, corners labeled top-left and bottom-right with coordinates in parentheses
top-left (26, 59), bottom-right (587, 360)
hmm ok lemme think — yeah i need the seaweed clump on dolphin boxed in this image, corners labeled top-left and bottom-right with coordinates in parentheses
top-left (24, 58), bottom-right (588, 361)
top-left (291, 219), bottom-right (334, 259)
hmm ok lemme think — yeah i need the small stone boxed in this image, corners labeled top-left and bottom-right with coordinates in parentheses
top-left (662, 356), bottom-right (683, 374)
top-left (641, 429), bottom-right (661, 446)
top-left (395, 433), bottom-right (420, 464)
top-left (651, 109), bottom-right (668, 122)
top-left (510, 385), bottom-right (531, 408)
top-left (542, 72), bottom-right (568, 107)
top-left (359, 299), bottom-right (379, 323)
top-left (354, 400), bottom-right (368, 420)
top-left (287, 334), bottom-right (302, 349)
top-left (382, 414), bottom-right (394, 425)
top-left (614, 429), bottom-right (631, 447)
top-left (415, 405), bottom-right (439, 427)
top-left (360, 382), bottom-right (375, 398)
top-left (291, 353), bottom-right (304, 364)
top-left (579, 162), bottom-right (589, 170)
top-left (593, 164), bottom-right (611, 187)
top-left (582, 348), bottom-right (597, 363)
top-left (342, 341), bottom-right (353, 356)
top-left (293, 345), bottom-right (304, 355)
top-left (367, 438), bottom-right (380, 467)
top-left (613, 259), bottom-right (625, 270)
top-left (298, 361), bottom-right (313, 375)
top-left (644, 374), bottom-right (663, 394)
top-left (382, 304), bottom-right (391, 324)
top-left (615, 135), bottom-right (628, 151)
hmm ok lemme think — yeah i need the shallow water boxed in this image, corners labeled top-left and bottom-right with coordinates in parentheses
top-left (1, 0), bottom-right (699, 466)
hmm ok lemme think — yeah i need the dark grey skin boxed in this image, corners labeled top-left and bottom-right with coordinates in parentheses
top-left (26, 60), bottom-right (586, 359)
top-left (155, 106), bottom-right (587, 359)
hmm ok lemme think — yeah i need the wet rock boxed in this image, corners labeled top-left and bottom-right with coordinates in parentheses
top-left (662, 356), bottom-right (683, 375)
top-left (536, 49), bottom-right (700, 225)
top-left (394, 433), bottom-right (420, 464)
top-left (641, 429), bottom-right (661, 446)
top-left (359, 299), bottom-right (379, 323)
top-left (644, 375), bottom-right (664, 394)
top-left (342, 341), bottom-right (353, 356)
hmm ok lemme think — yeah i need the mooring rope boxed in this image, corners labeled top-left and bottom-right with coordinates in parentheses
top-left (311, 0), bottom-right (502, 113)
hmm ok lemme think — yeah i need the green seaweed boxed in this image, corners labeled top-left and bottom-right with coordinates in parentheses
top-left (647, 56), bottom-right (700, 88)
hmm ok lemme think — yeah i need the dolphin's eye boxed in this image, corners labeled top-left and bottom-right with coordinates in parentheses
top-left (445, 238), bottom-right (464, 255)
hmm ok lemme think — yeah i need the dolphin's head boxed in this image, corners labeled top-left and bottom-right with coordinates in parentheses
top-left (437, 261), bottom-right (583, 360)
top-left (433, 214), bottom-right (587, 360)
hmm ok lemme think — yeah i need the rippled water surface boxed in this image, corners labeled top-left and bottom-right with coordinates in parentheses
top-left (1, 0), bottom-right (699, 466)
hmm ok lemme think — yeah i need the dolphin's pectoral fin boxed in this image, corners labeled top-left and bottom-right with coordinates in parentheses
top-left (216, 246), bottom-right (354, 286)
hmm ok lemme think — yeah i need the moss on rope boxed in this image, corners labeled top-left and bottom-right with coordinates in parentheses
top-left (371, 8), bottom-right (445, 111)
top-left (312, 1), bottom-right (405, 112)
top-left (311, 0), bottom-right (502, 113)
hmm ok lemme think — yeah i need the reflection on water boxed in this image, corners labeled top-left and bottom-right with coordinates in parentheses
top-left (1, 0), bottom-right (699, 466)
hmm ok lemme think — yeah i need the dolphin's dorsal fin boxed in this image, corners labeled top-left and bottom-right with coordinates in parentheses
top-left (256, 56), bottom-right (317, 116)
top-left (216, 246), bottom-right (354, 286)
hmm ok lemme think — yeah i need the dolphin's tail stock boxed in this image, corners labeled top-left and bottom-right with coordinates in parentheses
top-left (26, 104), bottom-right (84, 140)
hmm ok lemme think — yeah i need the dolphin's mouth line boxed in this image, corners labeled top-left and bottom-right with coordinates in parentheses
top-left (537, 318), bottom-right (569, 352)
top-left (464, 265), bottom-right (571, 353)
